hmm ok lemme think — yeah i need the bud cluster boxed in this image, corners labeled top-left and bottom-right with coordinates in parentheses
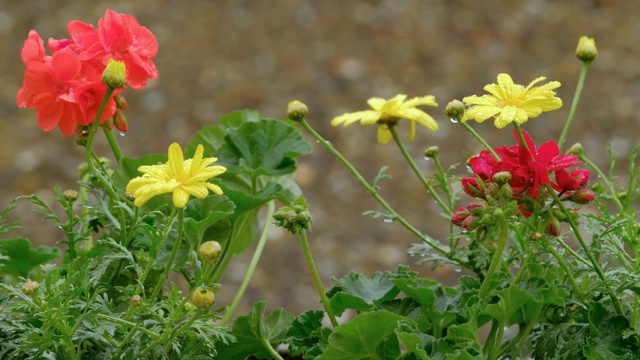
top-left (273, 197), bottom-right (312, 235)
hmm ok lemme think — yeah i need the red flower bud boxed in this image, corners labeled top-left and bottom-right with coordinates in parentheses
top-left (461, 177), bottom-right (484, 198)
top-left (114, 111), bottom-right (128, 133)
top-left (570, 189), bottom-right (595, 204)
top-left (547, 217), bottom-right (562, 236)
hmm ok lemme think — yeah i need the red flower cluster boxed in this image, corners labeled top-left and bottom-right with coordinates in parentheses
top-left (16, 9), bottom-right (158, 136)
top-left (453, 130), bottom-right (594, 233)
top-left (463, 131), bottom-right (582, 199)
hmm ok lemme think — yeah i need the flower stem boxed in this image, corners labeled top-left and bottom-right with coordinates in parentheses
top-left (298, 119), bottom-right (449, 256)
top-left (478, 210), bottom-right (508, 299)
top-left (102, 126), bottom-right (124, 164)
top-left (545, 239), bottom-right (586, 302)
top-left (150, 207), bottom-right (185, 301)
top-left (222, 201), bottom-right (275, 325)
top-left (460, 121), bottom-right (500, 160)
top-left (84, 87), bottom-right (119, 201)
top-left (558, 62), bottom-right (591, 149)
top-left (299, 229), bottom-right (339, 328)
top-left (388, 125), bottom-right (450, 215)
top-left (546, 184), bottom-right (624, 315)
top-left (579, 153), bottom-right (623, 211)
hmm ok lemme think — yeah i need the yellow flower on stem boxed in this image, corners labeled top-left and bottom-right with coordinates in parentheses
top-left (462, 73), bottom-right (562, 129)
top-left (126, 143), bottom-right (226, 208)
top-left (331, 94), bottom-right (439, 144)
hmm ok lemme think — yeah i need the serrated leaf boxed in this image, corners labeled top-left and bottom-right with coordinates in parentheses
top-left (316, 310), bottom-right (405, 360)
top-left (286, 310), bottom-right (325, 357)
top-left (329, 271), bottom-right (400, 314)
top-left (216, 119), bottom-right (312, 176)
top-left (0, 238), bottom-right (59, 277)
top-left (483, 284), bottom-right (538, 325)
top-left (187, 110), bottom-right (264, 156)
top-left (214, 301), bottom-right (295, 360)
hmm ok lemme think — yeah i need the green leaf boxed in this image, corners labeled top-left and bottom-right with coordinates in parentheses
top-left (0, 238), bottom-right (59, 277)
top-left (216, 119), bottom-right (312, 176)
top-left (214, 301), bottom-right (295, 360)
top-left (316, 310), bottom-right (405, 360)
top-left (184, 195), bottom-right (235, 245)
top-left (286, 310), bottom-right (325, 357)
top-left (112, 153), bottom-right (170, 210)
top-left (187, 109), bottom-right (264, 156)
top-left (395, 321), bottom-right (429, 360)
top-left (373, 166), bottom-right (392, 190)
top-left (329, 271), bottom-right (400, 315)
top-left (583, 303), bottom-right (640, 359)
top-left (483, 284), bottom-right (538, 325)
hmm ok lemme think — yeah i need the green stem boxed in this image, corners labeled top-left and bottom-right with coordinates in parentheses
top-left (460, 121), bottom-right (500, 160)
top-left (299, 119), bottom-right (449, 256)
top-left (208, 211), bottom-right (253, 284)
top-left (546, 184), bottom-right (624, 315)
top-left (222, 201), bottom-right (275, 325)
top-left (388, 126), bottom-right (450, 214)
top-left (579, 153), bottom-right (623, 211)
top-left (97, 314), bottom-right (161, 339)
top-left (558, 62), bottom-right (591, 149)
top-left (545, 241), bottom-right (586, 302)
top-left (299, 229), bottom-right (339, 328)
top-left (150, 207), bottom-right (185, 301)
top-left (262, 338), bottom-right (284, 360)
top-left (510, 304), bottom-right (543, 359)
top-left (84, 87), bottom-right (119, 201)
top-left (102, 126), bottom-right (124, 164)
top-left (478, 212), bottom-right (509, 299)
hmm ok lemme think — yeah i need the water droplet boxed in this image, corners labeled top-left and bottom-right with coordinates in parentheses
top-left (383, 218), bottom-right (393, 223)
top-left (453, 265), bottom-right (462, 273)
top-left (119, 131), bottom-right (126, 136)
top-left (423, 156), bottom-right (431, 161)
top-left (450, 118), bottom-right (459, 124)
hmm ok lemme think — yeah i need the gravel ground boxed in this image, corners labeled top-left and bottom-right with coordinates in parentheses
top-left (2, 0), bottom-right (640, 316)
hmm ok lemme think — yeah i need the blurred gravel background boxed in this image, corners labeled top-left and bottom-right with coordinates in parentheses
top-left (2, 0), bottom-right (640, 316)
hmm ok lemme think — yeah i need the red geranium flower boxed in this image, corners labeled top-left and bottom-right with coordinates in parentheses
top-left (67, 9), bottom-right (158, 90)
top-left (495, 130), bottom-right (580, 197)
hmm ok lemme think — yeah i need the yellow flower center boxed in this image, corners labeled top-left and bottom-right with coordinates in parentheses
top-left (497, 99), bottom-right (524, 108)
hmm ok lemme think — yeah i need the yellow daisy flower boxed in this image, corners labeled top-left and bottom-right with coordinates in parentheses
top-left (331, 94), bottom-right (439, 144)
top-left (461, 73), bottom-right (562, 129)
top-left (126, 143), bottom-right (227, 208)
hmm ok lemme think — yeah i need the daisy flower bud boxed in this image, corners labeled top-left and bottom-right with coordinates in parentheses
top-left (130, 295), bottom-right (142, 307)
top-left (287, 100), bottom-right (309, 122)
top-left (102, 59), bottom-right (127, 89)
top-left (63, 189), bottom-right (79, 203)
top-left (190, 287), bottom-right (215, 310)
top-left (424, 146), bottom-right (439, 159)
top-left (199, 241), bottom-right (222, 262)
top-left (22, 280), bottom-right (39, 297)
top-left (576, 36), bottom-right (598, 63)
top-left (566, 143), bottom-right (583, 157)
top-left (444, 99), bottom-right (465, 122)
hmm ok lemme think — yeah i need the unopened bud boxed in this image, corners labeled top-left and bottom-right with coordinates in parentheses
top-left (113, 111), bottom-right (128, 133)
top-left (130, 295), bottom-right (142, 307)
top-left (566, 143), bottom-right (583, 157)
top-left (75, 133), bottom-right (88, 147)
top-left (63, 189), bottom-right (79, 203)
top-left (492, 171), bottom-right (512, 185)
top-left (22, 280), bottom-right (39, 296)
top-left (102, 116), bottom-right (114, 130)
top-left (444, 99), bottom-right (465, 122)
top-left (576, 36), bottom-right (598, 63)
top-left (547, 217), bottom-right (562, 237)
top-left (287, 100), bottom-right (309, 122)
top-left (102, 59), bottom-right (127, 88)
top-left (530, 232), bottom-right (543, 241)
top-left (114, 94), bottom-right (128, 110)
top-left (124, 192), bottom-right (136, 202)
top-left (570, 189), bottom-right (595, 204)
top-left (424, 146), bottom-right (439, 159)
top-left (199, 241), bottom-right (222, 262)
top-left (190, 287), bottom-right (215, 310)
